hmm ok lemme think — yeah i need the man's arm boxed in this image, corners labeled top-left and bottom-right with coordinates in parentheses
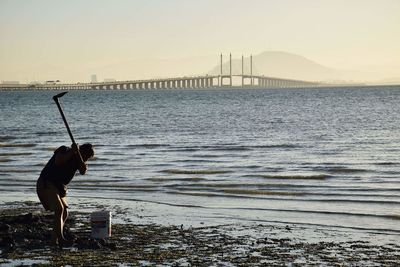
top-left (78, 162), bottom-right (87, 175)
top-left (55, 144), bottom-right (87, 174)
top-left (54, 146), bottom-right (76, 166)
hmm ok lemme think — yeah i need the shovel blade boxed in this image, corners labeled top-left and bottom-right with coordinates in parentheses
top-left (53, 91), bottom-right (68, 101)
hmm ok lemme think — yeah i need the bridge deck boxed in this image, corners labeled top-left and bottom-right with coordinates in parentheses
top-left (0, 75), bottom-right (322, 90)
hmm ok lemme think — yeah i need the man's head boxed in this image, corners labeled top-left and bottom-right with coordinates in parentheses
top-left (79, 143), bottom-right (94, 162)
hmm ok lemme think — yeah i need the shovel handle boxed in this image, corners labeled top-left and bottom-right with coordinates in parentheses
top-left (53, 98), bottom-right (85, 164)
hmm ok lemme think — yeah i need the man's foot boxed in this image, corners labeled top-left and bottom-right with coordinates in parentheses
top-left (51, 236), bottom-right (74, 248)
top-left (58, 238), bottom-right (74, 248)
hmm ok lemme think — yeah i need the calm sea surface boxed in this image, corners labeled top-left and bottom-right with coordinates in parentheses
top-left (1, 87), bottom-right (400, 237)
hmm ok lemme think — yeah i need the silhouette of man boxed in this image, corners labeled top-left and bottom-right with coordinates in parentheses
top-left (36, 143), bottom-right (94, 247)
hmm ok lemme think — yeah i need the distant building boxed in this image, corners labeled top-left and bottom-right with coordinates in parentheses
top-left (91, 74), bottom-right (97, 83)
top-left (45, 80), bottom-right (60, 85)
top-left (2, 81), bottom-right (19, 85)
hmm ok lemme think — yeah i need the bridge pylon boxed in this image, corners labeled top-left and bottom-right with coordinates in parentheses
top-left (220, 52), bottom-right (233, 87)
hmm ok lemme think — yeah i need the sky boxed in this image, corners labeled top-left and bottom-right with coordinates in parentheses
top-left (0, 0), bottom-right (399, 83)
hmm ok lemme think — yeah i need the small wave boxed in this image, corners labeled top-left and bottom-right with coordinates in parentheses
top-left (32, 163), bottom-right (46, 167)
top-left (97, 129), bottom-right (124, 135)
top-left (230, 165), bottom-right (262, 169)
top-left (198, 144), bottom-right (299, 151)
top-left (73, 178), bottom-right (128, 184)
top-left (168, 191), bottom-right (225, 198)
top-left (34, 131), bottom-right (60, 136)
top-left (147, 177), bottom-right (206, 182)
top-left (0, 143), bottom-right (36, 148)
top-left (126, 144), bottom-right (170, 149)
top-left (194, 154), bottom-right (226, 158)
top-left (208, 146), bottom-right (251, 151)
top-left (375, 162), bottom-right (398, 166)
top-left (89, 162), bottom-right (121, 167)
top-left (0, 178), bottom-right (36, 183)
top-left (0, 152), bottom-right (33, 156)
top-left (386, 214), bottom-right (400, 220)
top-left (39, 147), bottom-right (58, 151)
top-left (176, 159), bottom-right (221, 163)
top-left (161, 169), bottom-right (231, 175)
top-left (0, 168), bottom-right (38, 173)
top-left (256, 174), bottom-right (328, 180)
top-left (254, 144), bottom-right (300, 149)
top-left (222, 189), bottom-right (304, 196)
top-left (0, 158), bottom-right (13, 162)
top-left (0, 135), bottom-right (17, 142)
top-left (203, 144), bottom-right (299, 151)
top-left (166, 148), bottom-right (199, 152)
top-left (71, 184), bottom-right (159, 192)
top-left (323, 167), bottom-right (368, 174)
top-left (167, 145), bottom-right (251, 152)
top-left (101, 151), bottom-right (134, 156)
top-left (168, 182), bottom-right (296, 189)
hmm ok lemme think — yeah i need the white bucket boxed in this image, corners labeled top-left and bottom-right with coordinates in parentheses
top-left (90, 210), bottom-right (112, 239)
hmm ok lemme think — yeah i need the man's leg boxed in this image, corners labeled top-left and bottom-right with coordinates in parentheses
top-left (61, 198), bottom-right (68, 224)
top-left (60, 197), bottom-right (70, 240)
top-left (53, 195), bottom-right (66, 245)
top-left (37, 179), bottom-right (67, 245)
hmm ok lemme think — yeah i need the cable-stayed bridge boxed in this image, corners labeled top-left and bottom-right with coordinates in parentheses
top-left (0, 54), bottom-right (323, 90)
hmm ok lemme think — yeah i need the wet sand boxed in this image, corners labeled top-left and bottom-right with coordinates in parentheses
top-left (1, 201), bottom-right (399, 266)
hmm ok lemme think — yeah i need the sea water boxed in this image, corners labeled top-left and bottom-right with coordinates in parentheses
top-left (1, 86), bottom-right (399, 241)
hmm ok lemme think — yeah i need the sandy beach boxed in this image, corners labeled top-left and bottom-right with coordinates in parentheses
top-left (1, 201), bottom-right (399, 266)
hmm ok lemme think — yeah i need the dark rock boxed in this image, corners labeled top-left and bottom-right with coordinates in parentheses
top-left (0, 234), bottom-right (14, 248)
top-left (63, 227), bottom-right (77, 242)
top-left (106, 242), bottom-right (117, 250)
top-left (0, 223), bottom-right (11, 232)
top-left (20, 213), bottom-right (33, 223)
top-left (98, 238), bottom-right (106, 246)
top-left (91, 240), bottom-right (102, 249)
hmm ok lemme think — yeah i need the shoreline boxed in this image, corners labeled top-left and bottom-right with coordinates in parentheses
top-left (3, 191), bottom-right (400, 245)
top-left (1, 201), bottom-right (399, 266)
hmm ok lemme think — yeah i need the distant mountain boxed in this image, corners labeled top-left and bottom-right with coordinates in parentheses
top-left (87, 51), bottom-right (397, 84)
top-left (208, 51), bottom-right (357, 82)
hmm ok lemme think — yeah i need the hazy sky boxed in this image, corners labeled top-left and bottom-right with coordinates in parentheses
top-left (1, 0), bottom-right (399, 82)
